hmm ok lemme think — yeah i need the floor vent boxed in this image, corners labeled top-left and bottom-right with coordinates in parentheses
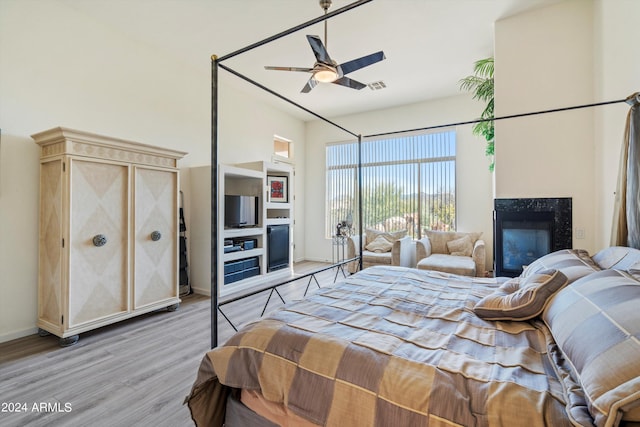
top-left (368, 81), bottom-right (386, 91)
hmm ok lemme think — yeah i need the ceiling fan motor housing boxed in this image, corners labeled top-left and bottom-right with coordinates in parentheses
top-left (319, 0), bottom-right (332, 11)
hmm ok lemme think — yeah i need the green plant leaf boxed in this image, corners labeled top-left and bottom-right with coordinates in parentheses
top-left (459, 57), bottom-right (494, 172)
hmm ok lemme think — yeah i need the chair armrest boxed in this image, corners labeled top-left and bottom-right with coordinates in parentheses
top-left (347, 235), bottom-right (363, 274)
top-left (347, 235), bottom-right (363, 257)
top-left (391, 236), bottom-right (413, 267)
top-left (472, 239), bottom-right (486, 277)
top-left (415, 237), bottom-right (432, 262)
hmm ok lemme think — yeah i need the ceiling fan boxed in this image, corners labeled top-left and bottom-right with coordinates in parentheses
top-left (264, 0), bottom-right (386, 93)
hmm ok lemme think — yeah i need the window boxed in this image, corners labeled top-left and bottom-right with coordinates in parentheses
top-left (273, 136), bottom-right (293, 161)
top-left (326, 130), bottom-right (456, 239)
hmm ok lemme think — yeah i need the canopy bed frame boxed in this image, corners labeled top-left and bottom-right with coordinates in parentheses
top-left (209, 0), bottom-right (635, 349)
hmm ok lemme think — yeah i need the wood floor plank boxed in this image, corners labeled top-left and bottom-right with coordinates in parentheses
top-left (0, 261), bottom-right (340, 427)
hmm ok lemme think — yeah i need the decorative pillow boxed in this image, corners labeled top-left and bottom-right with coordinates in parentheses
top-left (446, 235), bottom-right (473, 257)
top-left (365, 228), bottom-right (406, 246)
top-left (542, 269), bottom-right (640, 425)
top-left (521, 249), bottom-right (600, 284)
top-left (474, 269), bottom-right (568, 321)
top-left (424, 230), bottom-right (482, 255)
top-left (365, 235), bottom-right (394, 253)
top-left (592, 246), bottom-right (640, 270)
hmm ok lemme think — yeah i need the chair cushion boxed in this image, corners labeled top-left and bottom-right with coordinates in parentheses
top-left (362, 250), bottom-right (392, 265)
top-left (473, 269), bottom-right (568, 321)
top-left (417, 254), bottom-right (475, 276)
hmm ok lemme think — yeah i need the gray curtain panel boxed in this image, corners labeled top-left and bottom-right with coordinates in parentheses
top-left (611, 92), bottom-right (640, 248)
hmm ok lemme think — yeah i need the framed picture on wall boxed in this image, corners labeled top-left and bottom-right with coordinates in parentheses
top-left (267, 175), bottom-right (288, 203)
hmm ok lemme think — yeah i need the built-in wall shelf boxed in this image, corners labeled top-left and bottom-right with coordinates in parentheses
top-left (265, 202), bottom-right (292, 210)
top-left (265, 218), bottom-right (291, 226)
top-left (223, 227), bottom-right (264, 239)
top-left (224, 248), bottom-right (265, 262)
top-left (217, 161), bottom-right (294, 298)
top-left (223, 164), bottom-right (264, 180)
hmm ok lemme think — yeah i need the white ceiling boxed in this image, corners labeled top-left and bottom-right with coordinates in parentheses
top-left (58, 0), bottom-right (564, 120)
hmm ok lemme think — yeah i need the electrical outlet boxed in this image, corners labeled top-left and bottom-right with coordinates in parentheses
top-left (575, 228), bottom-right (585, 239)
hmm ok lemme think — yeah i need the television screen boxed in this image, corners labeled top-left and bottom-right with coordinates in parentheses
top-left (224, 195), bottom-right (258, 228)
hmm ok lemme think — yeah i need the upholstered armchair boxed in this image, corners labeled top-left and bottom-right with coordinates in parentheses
top-left (415, 230), bottom-right (486, 277)
top-left (346, 229), bottom-right (413, 273)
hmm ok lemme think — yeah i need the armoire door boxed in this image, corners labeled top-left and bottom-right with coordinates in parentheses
top-left (68, 159), bottom-right (129, 327)
top-left (133, 167), bottom-right (178, 309)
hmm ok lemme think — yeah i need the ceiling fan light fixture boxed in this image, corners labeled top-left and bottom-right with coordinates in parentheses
top-left (314, 69), bottom-right (338, 83)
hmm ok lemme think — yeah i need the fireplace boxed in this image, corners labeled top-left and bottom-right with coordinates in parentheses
top-left (494, 198), bottom-right (572, 277)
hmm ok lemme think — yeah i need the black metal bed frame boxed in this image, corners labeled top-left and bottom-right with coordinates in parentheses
top-left (209, 0), bottom-right (632, 348)
top-left (217, 257), bottom-right (356, 333)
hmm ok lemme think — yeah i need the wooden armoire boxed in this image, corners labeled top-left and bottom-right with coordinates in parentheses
top-left (31, 127), bottom-right (187, 346)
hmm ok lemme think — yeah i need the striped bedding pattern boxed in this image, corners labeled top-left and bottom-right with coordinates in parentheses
top-left (543, 268), bottom-right (640, 427)
top-left (188, 266), bottom-right (576, 426)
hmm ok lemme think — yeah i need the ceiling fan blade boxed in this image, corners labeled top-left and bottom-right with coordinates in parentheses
top-left (301, 77), bottom-right (319, 93)
top-left (338, 51), bottom-right (386, 75)
top-left (306, 35), bottom-right (332, 64)
top-left (264, 66), bottom-right (314, 72)
top-left (333, 76), bottom-right (366, 90)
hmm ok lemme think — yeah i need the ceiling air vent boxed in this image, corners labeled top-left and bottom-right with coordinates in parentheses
top-left (368, 81), bottom-right (386, 91)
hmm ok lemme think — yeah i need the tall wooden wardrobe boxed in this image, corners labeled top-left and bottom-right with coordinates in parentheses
top-left (32, 127), bottom-right (187, 346)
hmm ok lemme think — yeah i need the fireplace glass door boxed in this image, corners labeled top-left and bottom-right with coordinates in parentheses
top-left (495, 211), bottom-right (554, 277)
top-left (502, 220), bottom-right (552, 273)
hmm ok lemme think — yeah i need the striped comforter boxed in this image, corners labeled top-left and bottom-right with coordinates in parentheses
top-left (187, 266), bottom-right (576, 426)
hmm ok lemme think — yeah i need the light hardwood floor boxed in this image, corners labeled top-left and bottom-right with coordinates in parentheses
top-left (0, 261), bottom-right (345, 427)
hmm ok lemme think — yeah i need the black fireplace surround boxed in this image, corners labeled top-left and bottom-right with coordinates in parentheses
top-left (494, 198), bottom-right (572, 277)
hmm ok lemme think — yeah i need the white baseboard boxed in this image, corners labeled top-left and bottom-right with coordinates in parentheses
top-left (0, 327), bottom-right (38, 344)
top-left (302, 256), bottom-right (332, 263)
top-left (191, 286), bottom-right (211, 297)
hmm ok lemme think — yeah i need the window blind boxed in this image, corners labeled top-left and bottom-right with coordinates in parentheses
top-left (326, 130), bottom-right (456, 239)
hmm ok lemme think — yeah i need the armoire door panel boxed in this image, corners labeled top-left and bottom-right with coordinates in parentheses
top-left (134, 167), bottom-right (178, 308)
top-left (68, 160), bottom-right (128, 327)
top-left (38, 160), bottom-right (63, 326)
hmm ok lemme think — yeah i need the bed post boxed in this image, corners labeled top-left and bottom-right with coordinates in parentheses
top-left (358, 134), bottom-right (363, 271)
top-left (211, 55), bottom-right (219, 349)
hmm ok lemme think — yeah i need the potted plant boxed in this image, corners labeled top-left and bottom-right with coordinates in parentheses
top-left (459, 57), bottom-right (494, 171)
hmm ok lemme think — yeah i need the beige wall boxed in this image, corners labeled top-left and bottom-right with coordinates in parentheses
top-left (494, 0), bottom-right (640, 254)
top-left (495, 0), bottom-right (595, 252)
top-left (0, 1), bottom-right (304, 342)
top-left (0, 1), bottom-right (204, 342)
top-left (593, 0), bottom-right (640, 249)
top-left (303, 94), bottom-right (494, 268)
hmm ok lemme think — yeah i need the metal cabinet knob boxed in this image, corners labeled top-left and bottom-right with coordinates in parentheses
top-left (151, 231), bottom-right (162, 241)
top-left (93, 234), bottom-right (107, 247)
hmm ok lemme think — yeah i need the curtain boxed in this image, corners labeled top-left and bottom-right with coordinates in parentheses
top-left (611, 92), bottom-right (640, 248)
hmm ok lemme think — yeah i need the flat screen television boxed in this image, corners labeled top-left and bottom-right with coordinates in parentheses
top-left (224, 195), bottom-right (258, 228)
